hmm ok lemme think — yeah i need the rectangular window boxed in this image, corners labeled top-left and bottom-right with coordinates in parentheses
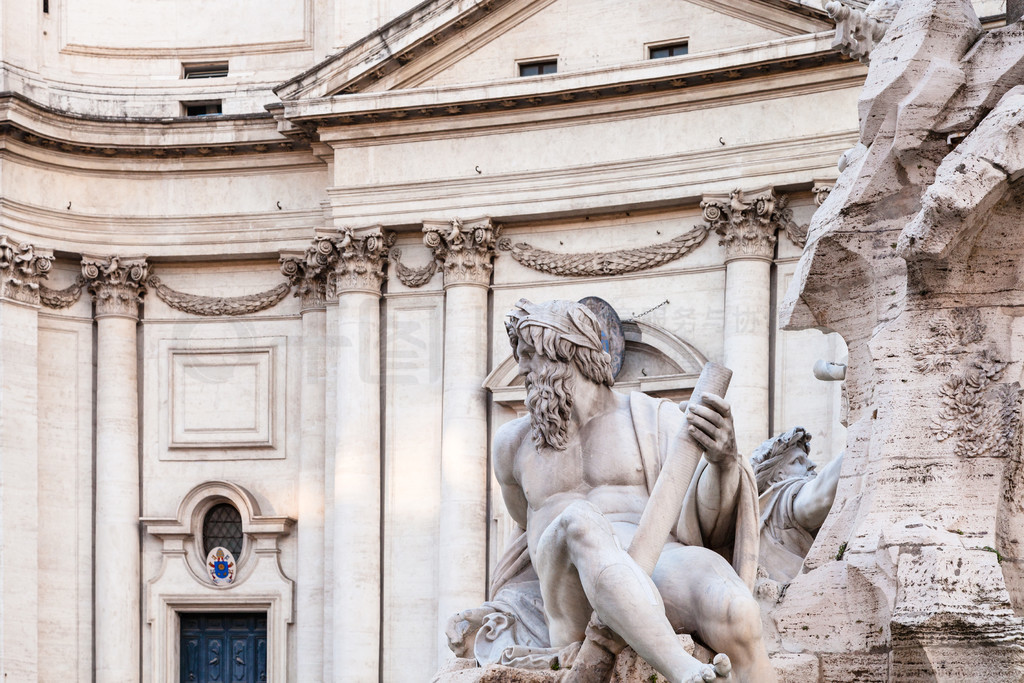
top-left (183, 61), bottom-right (229, 79)
top-left (43, 0), bottom-right (49, 14)
top-left (518, 60), bottom-right (557, 77)
top-left (182, 101), bottom-right (223, 117)
top-left (649, 41), bottom-right (688, 59)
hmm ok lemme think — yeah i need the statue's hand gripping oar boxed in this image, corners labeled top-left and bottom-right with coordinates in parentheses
top-left (560, 362), bottom-right (733, 683)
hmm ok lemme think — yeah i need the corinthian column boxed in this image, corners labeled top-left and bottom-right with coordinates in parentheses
top-left (424, 217), bottom-right (499, 660)
top-left (281, 240), bottom-right (333, 683)
top-left (82, 254), bottom-right (148, 683)
top-left (0, 236), bottom-right (53, 680)
top-left (702, 190), bottom-right (789, 455)
top-left (329, 228), bottom-right (390, 681)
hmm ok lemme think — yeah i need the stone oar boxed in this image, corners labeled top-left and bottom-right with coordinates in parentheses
top-left (561, 361), bottom-right (733, 683)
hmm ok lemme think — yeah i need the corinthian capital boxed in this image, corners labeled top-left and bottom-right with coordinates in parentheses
top-left (423, 217), bottom-right (499, 287)
top-left (280, 234), bottom-right (339, 310)
top-left (327, 227), bottom-right (392, 296)
top-left (0, 235), bottom-right (53, 306)
top-left (702, 188), bottom-right (796, 260)
top-left (81, 255), bottom-right (149, 319)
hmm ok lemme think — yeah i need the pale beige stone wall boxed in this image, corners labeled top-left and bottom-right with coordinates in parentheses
top-left (0, 0), bottom-right (920, 680)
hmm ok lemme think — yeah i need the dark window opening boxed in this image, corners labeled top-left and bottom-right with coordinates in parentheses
top-left (43, 0), bottom-right (49, 14)
top-left (519, 60), bottom-right (557, 77)
top-left (203, 503), bottom-right (243, 557)
top-left (183, 62), bottom-right (229, 79)
top-left (182, 101), bottom-right (223, 117)
top-left (650, 42), bottom-right (689, 59)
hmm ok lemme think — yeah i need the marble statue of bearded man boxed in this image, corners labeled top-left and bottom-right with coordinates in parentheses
top-left (446, 299), bottom-right (774, 683)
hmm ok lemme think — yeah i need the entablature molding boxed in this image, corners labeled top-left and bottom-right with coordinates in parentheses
top-left (322, 132), bottom-right (856, 227)
top-left (0, 92), bottom-right (312, 160)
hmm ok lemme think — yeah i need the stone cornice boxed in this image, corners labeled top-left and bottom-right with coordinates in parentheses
top-left (702, 187), bottom-right (803, 259)
top-left (0, 234), bottom-right (53, 306)
top-left (81, 255), bottom-right (149, 319)
top-left (284, 33), bottom-right (856, 130)
top-left (423, 217), bottom-right (498, 287)
top-left (0, 92), bottom-right (311, 160)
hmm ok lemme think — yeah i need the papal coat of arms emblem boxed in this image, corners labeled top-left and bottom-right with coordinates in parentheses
top-left (206, 547), bottom-right (236, 585)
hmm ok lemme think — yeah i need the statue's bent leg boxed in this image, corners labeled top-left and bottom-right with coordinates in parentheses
top-left (654, 545), bottom-right (777, 683)
top-left (534, 501), bottom-right (722, 683)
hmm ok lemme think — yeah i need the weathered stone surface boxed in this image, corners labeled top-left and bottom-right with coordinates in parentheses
top-left (779, 0), bottom-right (1024, 676)
top-left (770, 652), bottom-right (820, 683)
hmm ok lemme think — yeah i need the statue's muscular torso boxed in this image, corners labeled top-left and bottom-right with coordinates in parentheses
top-left (494, 392), bottom-right (651, 554)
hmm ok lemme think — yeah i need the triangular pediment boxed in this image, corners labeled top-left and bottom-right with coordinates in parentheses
top-left (275, 0), bottom-right (829, 101)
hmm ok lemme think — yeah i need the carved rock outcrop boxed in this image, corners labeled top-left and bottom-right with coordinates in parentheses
top-left (779, 0), bottom-right (1024, 675)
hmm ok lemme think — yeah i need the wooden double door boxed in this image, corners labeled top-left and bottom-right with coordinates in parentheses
top-left (180, 612), bottom-right (267, 683)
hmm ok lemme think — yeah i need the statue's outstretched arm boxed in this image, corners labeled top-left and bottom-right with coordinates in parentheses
top-left (793, 451), bottom-right (844, 532)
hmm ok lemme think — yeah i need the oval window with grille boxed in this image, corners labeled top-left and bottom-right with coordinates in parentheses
top-left (202, 503), bottom-right (243, 558)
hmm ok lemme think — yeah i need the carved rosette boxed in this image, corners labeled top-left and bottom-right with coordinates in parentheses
top-left (330, 227), bottom-right (392, 295)
top-left (423, 217), bottom-right (499, 287)
top-left (81, 255), bottom-right (149, 318)
top-left (702, 188), bottom-right (801, 259)
top-left (813, 183), bottom-right (835, 207)
top-left (280, 235), bottom-right (338, 310)
top-left (0, 235), bottom-right (54, 306)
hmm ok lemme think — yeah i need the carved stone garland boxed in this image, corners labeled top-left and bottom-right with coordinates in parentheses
top-left (424, 217), bottom-right (499, 286)
top-left (81, 255), bottom-right (149, 317)
top-left (0, 234), bottom-right (54, 305)
top-left (39, 277), bottom-right (87, 309)
top-left (497, 224), bottom-right (709, 278)
top-left (147, 276), bottom-right (290, 317)
top-left (389, 247), bottom-right (439, 288)
top-left (701, 188), bottom-right (805, 257)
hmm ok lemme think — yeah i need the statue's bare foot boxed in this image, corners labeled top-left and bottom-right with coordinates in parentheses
top-left (678, 653), bottom-right (731, 682)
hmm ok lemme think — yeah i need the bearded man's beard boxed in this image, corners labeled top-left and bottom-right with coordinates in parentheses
top-left (524, 360), bottom-right (575, 451)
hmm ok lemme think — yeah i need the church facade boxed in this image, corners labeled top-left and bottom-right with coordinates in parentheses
top-left (3, 0), bottom-right (997, 680)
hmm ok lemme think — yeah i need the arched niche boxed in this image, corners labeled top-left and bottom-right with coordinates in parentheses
top-left (142, 481), bottom-right (294, 683)
top-left (484, 319), bottom-right (708, 412)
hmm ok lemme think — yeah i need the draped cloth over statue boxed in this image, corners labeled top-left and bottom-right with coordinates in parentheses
top-left (757, 477), bottom-right (815, 583)
top-left (466, 391), bottom-right (761, 669)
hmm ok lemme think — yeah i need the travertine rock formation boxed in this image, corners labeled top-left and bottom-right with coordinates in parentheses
top-left (780, 0), bottom-right (1024, 677)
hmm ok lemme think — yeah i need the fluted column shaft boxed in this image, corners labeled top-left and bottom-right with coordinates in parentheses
top-left (425, 218), bottom-right (498, 661)
top-left (82, 255), bottom-right (148, 683)
top-left (327, 229), bottom-right (389, 682)
top-left (0, 237), bottom-right (52, 680)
